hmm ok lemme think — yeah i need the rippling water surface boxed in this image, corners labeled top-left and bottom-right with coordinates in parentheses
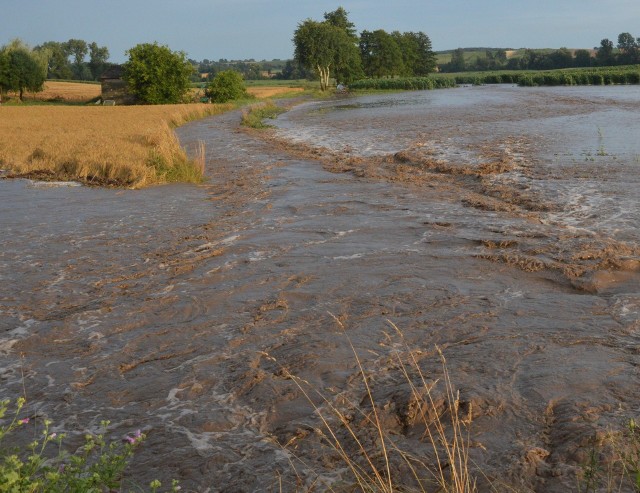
top-left (1, 86), bottom-right (640, 492)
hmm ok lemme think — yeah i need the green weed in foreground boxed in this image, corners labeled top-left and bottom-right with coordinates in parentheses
top-left (577, 418), bottom-right (640, 493)
top-left (241, 101), bottom-right (286, 129)
top-left (0, 397), bottom-right (178, 492)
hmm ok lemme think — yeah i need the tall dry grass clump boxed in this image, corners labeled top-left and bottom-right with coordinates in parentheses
top-left (268, 317), bottom-right (477, 493)
top-left (0, 103), bottom-right (232, 187)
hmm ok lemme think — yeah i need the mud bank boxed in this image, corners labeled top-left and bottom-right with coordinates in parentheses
top-left (1, 86), bottom-right (639, 492)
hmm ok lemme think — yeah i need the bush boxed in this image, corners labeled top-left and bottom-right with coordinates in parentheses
top-left (206, 70), bottom-right (250, 103)
top-left (123, 42), bottom-right (193, 104)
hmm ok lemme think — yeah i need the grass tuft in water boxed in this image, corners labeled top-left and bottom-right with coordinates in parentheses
top-left (265, 317), bottom-right (477, 492)
top-left (241, 101), bottom-right (286, 129)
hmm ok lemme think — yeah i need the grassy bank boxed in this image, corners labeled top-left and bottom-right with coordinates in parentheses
top-left (349, 65), bottom-right (640, 91)
top-left (0, 104), bottom-right (232, 188)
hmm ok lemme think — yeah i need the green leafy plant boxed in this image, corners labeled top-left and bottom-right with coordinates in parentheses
top-left (577, 419), bottom-right (640, 493)
top-left (0, 398), bottom-right (177, 492)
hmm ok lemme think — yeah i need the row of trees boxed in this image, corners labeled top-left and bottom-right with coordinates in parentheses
top-left (0, 38), bottom-right (248, 105)
top-left (192, 58), bottom-right (292, 81)
top-left (441, 47), bottom-right (592, 72)
top-left (0, 38), bottom-right (112, 101)
top-left (33, 39), bottom-right (111, 80)
top-left (34, 39), bottom-right (111, 80)
top-left (595, 32), bottom-right (640, 66)
top-left (293, 7), bottom-right (436, 89)
top-left (441, 32), bottom-right (640, 73)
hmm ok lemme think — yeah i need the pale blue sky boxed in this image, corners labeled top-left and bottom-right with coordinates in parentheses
top-left (4, 0), bottom-right (640, 62)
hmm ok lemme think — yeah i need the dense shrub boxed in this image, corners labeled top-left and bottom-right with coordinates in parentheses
top-left (206, 70), bottom-right (250, 103)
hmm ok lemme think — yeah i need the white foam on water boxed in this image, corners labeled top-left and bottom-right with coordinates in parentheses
top-left (332, 253), bottom-right (365, 260)
top-left (28, 180), bottom-right (82, 188)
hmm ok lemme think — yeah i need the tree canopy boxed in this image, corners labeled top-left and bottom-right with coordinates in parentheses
top-left (293, 7), bottom-right (436, 88)
top-left (323, 7), bottom-right (358, 41)
top-left (32, 39), bottom-right (110, 81)
top-left (0, 39), bottom-right (47, 101)
top-left (123, 42), bottom-right (193, 104)
top-left (360, 30), bottom-right (404, 78)
top-left (293, 19), bottom-right (361, 90)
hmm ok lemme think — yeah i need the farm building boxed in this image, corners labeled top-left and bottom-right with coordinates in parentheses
top-left (100, 65), bottom-right (137, 105)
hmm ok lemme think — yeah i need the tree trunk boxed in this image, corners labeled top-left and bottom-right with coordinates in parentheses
top-left (317, 65), bottom-right (325, 91)
top-left (19, 88), bottom-right (24, 101)
top-left (316, 65), bottom-right (331, 91)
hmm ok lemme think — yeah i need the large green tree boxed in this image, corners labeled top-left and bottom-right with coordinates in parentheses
top-left (323, 7), bottom-right (358, 41)
top-left (88, 42), bottom-right (110, 80)
top-left (322, 7), bottom-right (363, 83)
top-left (66, 38), bottom-right (89, 79)
top-left (406, 31), bottom-right (437, 75)
top-left (35, 41), bottom-right (73, 79)
top-left (390, 31), bottom-right (436, 76)
top-left (617, 32), bottom-right (640, 64)
top-left (123, 42), bottom-right (193, 104)
top-left (293, 19), bottom-right (360, 90)
top-left (0, 39), bottom-right (47, 101)
top-left (596, 38), bottom-right (615, 66)
top-left (360, 29), bottom-right (404, 78)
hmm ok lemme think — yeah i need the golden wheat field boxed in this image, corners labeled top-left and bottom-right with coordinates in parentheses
top-left (20, 81), bottom-right (103, 102)
top-left (246, 86), bottom-right (304, 98)
top-left (0, 104), bottom-right (232, 187)
top-left (17, 81), bottom-right (301, 103)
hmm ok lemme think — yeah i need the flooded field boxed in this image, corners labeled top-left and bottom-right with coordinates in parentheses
top-left (1, 85), bottom-right (640, 492)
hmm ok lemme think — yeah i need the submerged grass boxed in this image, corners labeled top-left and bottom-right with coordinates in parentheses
top-left (267, 317), bottom-right (477, 492)
top-left (0, 103), bottom-right (232, 187)
top-left (241, 101), bottom-right (287, 128)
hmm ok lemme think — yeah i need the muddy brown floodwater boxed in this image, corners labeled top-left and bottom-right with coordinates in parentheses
top-left (1, 85), bottom-right (640, 492)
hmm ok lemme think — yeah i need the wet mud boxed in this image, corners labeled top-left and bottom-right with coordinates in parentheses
top-left (1, 86), bottom-right (640, 492)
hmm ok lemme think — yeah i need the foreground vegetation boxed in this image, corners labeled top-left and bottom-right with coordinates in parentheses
top-left (0, 398), bottom-right (179, 492)
top-left (7, 335), bottom-right (636, 491)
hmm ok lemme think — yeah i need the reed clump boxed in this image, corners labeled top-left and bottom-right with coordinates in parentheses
top-left (0, 103), bottom-right (232, 188)
top-left (269, 318), bottom-right (477, 493)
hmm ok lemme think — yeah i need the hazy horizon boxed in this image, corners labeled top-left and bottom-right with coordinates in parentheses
top-left (4, 0), bottom-right (640, 63)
